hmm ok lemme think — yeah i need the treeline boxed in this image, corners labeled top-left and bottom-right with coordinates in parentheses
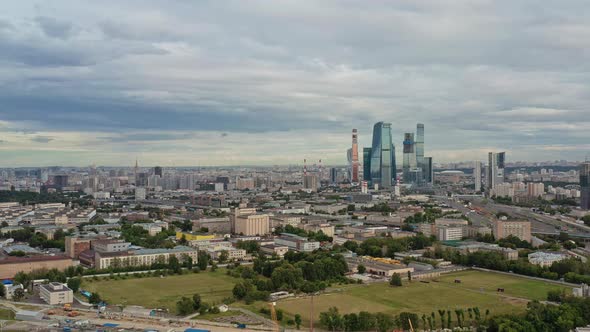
top-left (120, 222), bottom-right (177, 249)
top-left (318, 306), bottom-right (491, 332)
top-left (0, 227), bottom-right (69, 250)
top-left (426, 246), bottom-right (590, 283)
top-left (341, 234), bottom-right (433, 257)
top-left (488, 297), bottom-right (590, 332)
top-left (0, 190), bottom-right (90, 206)
top-left (228, 251), bottom-right (350, 303)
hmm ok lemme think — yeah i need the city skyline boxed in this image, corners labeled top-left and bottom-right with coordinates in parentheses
top-left (1, 1), bottom-right (590, 166)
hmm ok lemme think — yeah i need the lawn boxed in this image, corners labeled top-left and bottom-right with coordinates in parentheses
top-left (0, 308), bottom-right (15, 320)
top-left (272, 270), bottom-right (571, 327)
top-left (82, 269), bottom-right (237, 313)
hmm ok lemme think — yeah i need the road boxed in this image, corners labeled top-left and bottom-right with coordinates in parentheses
top-left (432, 196), bottom-right (492, 227)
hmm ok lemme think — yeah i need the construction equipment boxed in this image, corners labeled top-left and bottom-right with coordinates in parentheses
top-left (67, 311), bottom-right (80, 317)
top-left (63, 303), bottom-right (72, 311)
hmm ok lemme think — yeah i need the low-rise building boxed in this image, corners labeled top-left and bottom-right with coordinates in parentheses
top-left (528, 251), bottom-right (568, 267)
top-left (94, 246), bottom-right (198, 270)
top-left (0, 255), bottom-right (74, 279)
top-left (92, 239), bottom-right (131, 253)
top-left (275, 233), bottom-right (320, 252)
top-left (442, 241), bottom-right (519, 260)
top-left (39, 282), bottom-right (73, 305)
top-left (437, 226), bottom-right (463, 241)
top-left (346, 256), bottom-right (414, 277)
top-left (260, 244), bottom-right (289, 258)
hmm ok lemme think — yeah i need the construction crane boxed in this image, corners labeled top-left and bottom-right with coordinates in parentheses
top-left (269, 302), bottom-right (280, 332)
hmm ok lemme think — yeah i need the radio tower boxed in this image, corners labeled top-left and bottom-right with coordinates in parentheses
top-left (318, 159), bottom-right (323, 181)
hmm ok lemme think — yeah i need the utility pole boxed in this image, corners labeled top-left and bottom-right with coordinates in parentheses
top-left (309, 293), bottom-right (314, 332)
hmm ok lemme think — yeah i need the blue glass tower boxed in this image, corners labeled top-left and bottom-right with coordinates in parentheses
top-left (369, 122), bottom-right (396, 189)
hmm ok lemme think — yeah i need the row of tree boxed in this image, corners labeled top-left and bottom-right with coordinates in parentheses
top-left (488, 297), bottom-right (590, 332)
top-left (318, 306), bottom-right (491, 332)
top-left (341, 234), bottom-right (433, 258)
top-left (424, 245), bottom-right (590, 283)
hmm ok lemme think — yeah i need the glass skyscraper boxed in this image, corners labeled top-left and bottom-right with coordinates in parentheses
top-left (580, 162), bottom-right (590, 210)
top-left (363, 147), bottom-right (372, 182)
top-left (369, 122), bottom-right (396, 189)
top-left (416, 124), bottom-right (425, 175)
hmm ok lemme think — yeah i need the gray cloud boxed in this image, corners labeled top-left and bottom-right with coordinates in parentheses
top-left (30, 136), bottom-right (54, 143)
top-left (34, 16), bottom-right (74, 39)
top-left (0, 0), bottom-right (588, 165)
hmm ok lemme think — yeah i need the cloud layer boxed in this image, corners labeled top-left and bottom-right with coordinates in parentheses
top-left (0, 0), bottom-right (589, 166)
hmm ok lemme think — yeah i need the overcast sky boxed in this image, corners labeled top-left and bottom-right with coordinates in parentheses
top-left (1, 1), bottom-right (589, 167)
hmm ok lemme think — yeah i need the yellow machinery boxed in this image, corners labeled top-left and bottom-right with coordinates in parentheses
top-left (361, 256), bottom-right (402, 265)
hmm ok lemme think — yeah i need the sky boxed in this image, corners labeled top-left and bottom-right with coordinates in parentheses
top-left (0, 0), bottom-right (589, 167)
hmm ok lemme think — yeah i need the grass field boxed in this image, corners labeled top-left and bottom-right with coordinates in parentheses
top-left (82, 270), bottom-right (237, 313)
top-left (270, 270), bottom-right (570, 327)
top-left (0, 308), bottom-right (15, 320)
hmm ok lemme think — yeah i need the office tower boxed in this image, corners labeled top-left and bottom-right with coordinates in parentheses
top-left (134, 159), bottom-right (139, 184)
top-left (416, 124), bottom-right (425, 176)
top-left (402, 133), bottom-right (417, 182)
top-left (136, 172), bottom-right (149, 187)
top-left (581, 162), bottom-right (590, 210)
top-left (487, 152), bottom-right (506, 192)
top-left (154, 166), bottom-right (163, 177)
top-left (424, 157), bottom-right (433, 184)
top-left (303, 174), bottom-right (319, 191)
top-left (351, 129), bottom-right (359, 183)
top-left (53, 175), bottom-right (69, 189)
top-left (347, 148), bottom-right (353, 181)
top-left (330, 168), bottom-right (338, 185)
top-left (370, 122), bottom-right (396, 189)
top-left (474, 161), bottom-right (482, 192)
top-left (363, 147), bottom-right (372, 182)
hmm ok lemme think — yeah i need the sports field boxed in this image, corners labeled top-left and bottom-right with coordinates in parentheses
top-left (82, 270), bottom-right (237, 313)
top-left (271, 270), bottom-right (570, 326)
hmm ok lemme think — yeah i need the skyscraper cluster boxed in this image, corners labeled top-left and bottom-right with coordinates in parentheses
top-left (580, 162), bottom-right (590, 210)
top-left (402, 123), bottom-right (433, 185)
top-left (363, 122), bottom-right (396, 189)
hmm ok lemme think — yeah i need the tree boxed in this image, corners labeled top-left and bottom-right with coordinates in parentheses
top-left (218, 250), bottom-right (229, 263)
top-left (14, 271), bottom-right (31, 289)
top-left (358, 311), bottom-right (376, 331)
top-left (168, 255), bottom-right (182, 274)
top-left (294, 313), bottom-right (302, 329)
top-left (192, 294), bottom-right (201, 310)
top-left (447, 310), bottom-right (451, 329)
top-left (176, 296), bottom-right (195, 315)
top-left (89, 292), bottom-right (101, 304)
top-left (396, 312), bottom-right (419, 331)
top-left (438, 310), bottom-right (446, 329)
top-left (375, 312), bottom-right (394, 332)
top-left (390, 273), bottom-right (402, 287)
top-left (197, 251), bottom-right (209, 271)
top-left (357, 264), bottom-right (366, 274)
top-left (12, 288), bottom-right (25, 301)
top-left (67, 277), bottom-right (81, 293)
top-left (319, 307), bottom-right (344, 331)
